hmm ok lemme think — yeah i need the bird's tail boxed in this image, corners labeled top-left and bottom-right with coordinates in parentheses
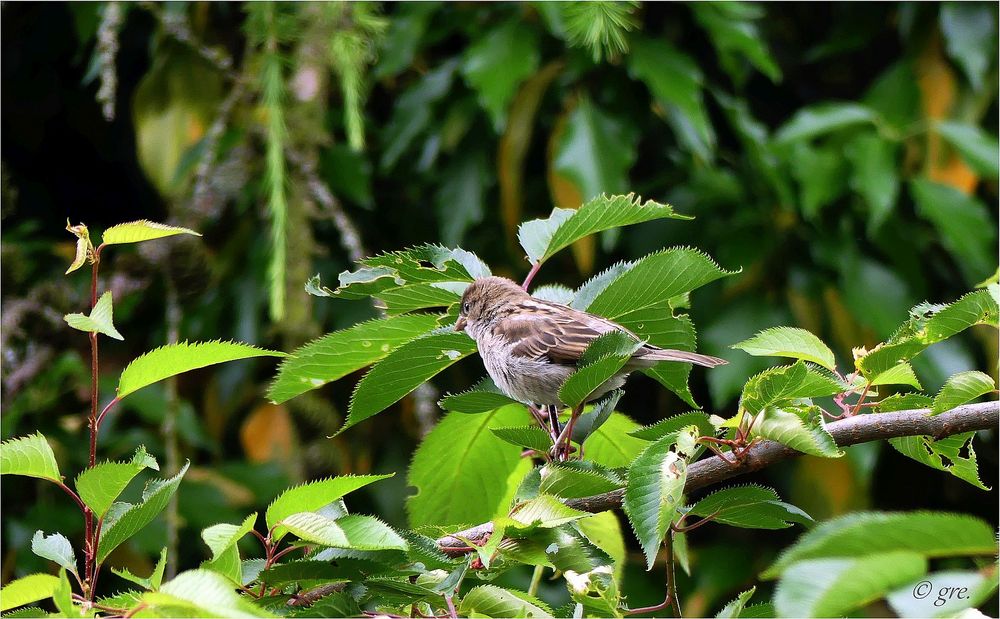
top-left (638, 348), bottom-right (728, 367)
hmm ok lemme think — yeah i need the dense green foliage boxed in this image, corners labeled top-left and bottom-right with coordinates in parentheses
top-left (2, 2), bottom-right (998, 618)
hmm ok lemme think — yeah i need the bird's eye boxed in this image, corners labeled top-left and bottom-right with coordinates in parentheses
top-left (462, 302), bottom-right (471, 314)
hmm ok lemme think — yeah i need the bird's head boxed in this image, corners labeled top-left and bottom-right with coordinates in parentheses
top-left (454, 276), bottom-right (527, 337)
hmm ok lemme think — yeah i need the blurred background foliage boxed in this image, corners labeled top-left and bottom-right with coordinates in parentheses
top-left (2, 1), bottom-right (997, 614)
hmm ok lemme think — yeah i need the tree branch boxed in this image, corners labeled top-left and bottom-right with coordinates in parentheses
top-left (436, 400), bottom-right (999, 550)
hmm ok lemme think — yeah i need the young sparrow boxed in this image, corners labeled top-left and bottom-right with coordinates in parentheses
top-left (454, 276), bottom-right (726, 407)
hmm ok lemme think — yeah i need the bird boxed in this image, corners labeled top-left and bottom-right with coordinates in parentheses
top-left (453, 276), bottom-right (726, 408)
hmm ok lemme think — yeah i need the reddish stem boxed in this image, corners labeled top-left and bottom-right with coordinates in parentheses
top-left (521, 261), bottom-right (542, 290)
top-left (95, 397), bottom-right (122, 430)
top-left (849, 382), bottom-right (872, 417)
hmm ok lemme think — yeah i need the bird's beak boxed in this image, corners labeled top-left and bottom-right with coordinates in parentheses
top-left (454, 316), bottom-right (467, 332)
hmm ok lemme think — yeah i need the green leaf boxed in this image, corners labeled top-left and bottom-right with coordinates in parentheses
top-left (344, 332), bottom-right (477, 434)
top-left (458, 585), bottom-right (553, 619)
top-left (582, 412), bottom-right (649, 468)
top-left (939, 2), bottom-right (997, 91)
top-left (31, 531), bottom-right (78, 577)
top-left (538, 463), bottom-right (623, 499)
top-left (876, 392), bottom-right (933, 413)
top-left (587, 248), bottom-right (736, 321)
top-left (716, 587), bottom-right (757, 619)
top-left (118, 341), bottom-right (285, 400)
top-left (517, 193), bottom-right (688, 266)
top-left (773, 552), bottom-right (927, 618)
top-left (732, 327), bottom-right (837, 371)
top-left (889, 432), bottom-right (988, 490)
top-left (565, 565), bottom-right (620, 618)
top-left (628, 36), bottom-right (715, 160)
top-left (265, 474), bottom-right (393, 538)
top-left (375, 283), bottom-right (465, 316)
top-left (202, 513), bottom-right (257, 561)
top-left (552, 97), bottom-right (638, 209)
top-left (436, 152), bottom-right (488, 246)
top-left (623, 436), bottom-right (688, 570)
top-left (509, 495), bottom-right (591, 530)
top-left (64, 291), bottom-right (124, 340)
top-left (739, 362), bottom-right (842, 415)
top-left (571, 390), bottom-right (623, 444)
top-left (272, 512), bottom-right (347, 548)
top-left (888, 568), bottom-right (1000, 618)
top-left (924, 289), bottom-right (999, 340)
top-left (910, 179), bottom-right (997, 284)
top-left (408, 405), bottom-right (527, 527)
top-left (763, 511), bottom-right (996, 578)
top-left (269, 314), bottom-right (439, 404)
top-left (0, 574), bottom-right (60, 612)
top-left (773, 102), bottom-right (877, 144)
top-left (461, 21), bottom-right (539, 132)
top-left (932, 370), bottom-right (995, 414)
top-left (51, 569), bottom-right (76, 618)
top-left (870, 362), bottom-right (921, 389)
top-left (355, 245), bottom-right (490, 290)
top-left (691, 3), bottom-right (780, 83)
top-left (96, 462), bottom-right (189, 564)
top-left (144, 569), bottom-right (273, 617)
top-left (559, 332), bottom-right (644, 408)
top-left (112, 548), bottom-right (167, 591)
top-left (76, 445), bottom-right (159, 517)
top-left (934, 120), bottom-right (999, 178)
top-left (0, 433), bottom-right (61, 483)
top-left (100, 220), bottom-right (200, 245)
top-left (281, 513), bottom-right (407, 551)
top-left (750, 405), bottom-right (841, 458)
top-left (688, 485), bottom-right (813, 529)
top-left (845, 131), bottom-right (899, 232)
top-left (440, 378), bottom-right (521, 414)
top-left (623, 311), bottom-right (700, 407)
top-left (629, 411), bottom-right (715, 442)
top-left (491, 426), bottom-right (553, 452)
top-left (790, 142), bottom-right (848, 219)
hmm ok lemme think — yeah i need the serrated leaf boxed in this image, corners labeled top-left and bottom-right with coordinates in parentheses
top-left (509, 495), bottom-right (591, 530)
top-left (876, 392), bottom-right (933, 413)
top-left (559, 332), bottom-right (644, 407)
top-left (763, 511), bottom-right (996, 578)
top-left (629, 411), bottom-right (715, 442)
top-left (934, 120), bottom-right (999, 179)
top-left (202, 513), bottom-right (257, 561)
top-left (870, 362), bottom-right (921, 388)
top-left (356, 245), bottom-right (489, 290)
top-left (582, 412), bottom-right (649, 468)
top-left (0, 574), bottom-right (60, 612)
top-left (490, 426), bottom-right (552, 452)
top-left (0, 433), bottom-right (61, 483)
top-left (407, 406), bottom-right (526, 528)
top-left (889, 432), bottom-right (988, 490)
top-left (96, 462), bottom-right (189, 564)
top-left (623, 437), bottom-right (688, 570)
top-left (773, 102), bottom-right (877, 144)
top-left (374, 283), bottom-right (465, 316)
top-left (517, 194), bottom-right (690, 266)
top-left (269, 314), bottom-right (440, 404)
top-left (30, 531), bottom-right (78, 577)
top-left (440, 378), bottom-right (520, 414)
top-left (716, 587), bottom-right (757, 619)
top-left (76, 446), bottom-right (159, 517)
top-left (344, 332), bottom-right (476, 434)
top-left (587, 247), bottom-right (736, 321)
top-left (265, 474), bottom-right (393, 539)
top-left (144, 569), bottom-right (272, 617)
top-left (539, 463), bottom-right (623, 499)
top-left (118, 341), bottom-right (285, 400)
top-left (740, 362), bottom-right (842, 415)
top-left (773, 552), bottom-right (927, 618)
top-left (570, 389), bottom-right (623, 444)
top-left (100, 220), bottom-right (200, 245)
top-left (689, 485), bottom-right (813, 529)
top-left (532, 284), bottom-right (576, 304)
top-left (64, 291), bottom-right (124, 340)
top-left (732, 327), bottom-right (837, 371)
top-left (931, 371), bottom-right (995, 415)
top-left (112, 548), bottom-right (167, 591)
top-left (281, 513), bottom-right (407, 551)
top-left (624, 311), bottom-right (700, 407)
top-left (750, 405), bottom-right (841, 458)
top-left (458, 585), bottom-right (554, 619)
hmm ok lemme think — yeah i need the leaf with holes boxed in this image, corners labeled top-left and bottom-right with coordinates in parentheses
top-left (517, 194), bottom-right (690, 266)
top-left (101, 220), bottom-right (200, 245)
top-left (0, 433), bottom-right (61, 483)
top-left (344, 332), bottom-right (477, 434)
top-left (269, 314), bottom-right (439, 404)
top-left (64, 291), bottom-right (123, 340)
top-left (688, 485), bottom-right (812, 529)
top-left (623, 435), bottom-right (690, 570)
top-left (119, 341), bottom-right (285, 400)
top-left (889, 433), bottom-right (988, 490)
top-left (96, 463), bottom-right (189, 564)
top-left (931, 371), bottom-right (995, 415)
top-left (76, 446), bottom-right (159, 517)
top-left (732, 327), bottom-right (837, 371)
top-left (30, 531), bottom-right (78, 577)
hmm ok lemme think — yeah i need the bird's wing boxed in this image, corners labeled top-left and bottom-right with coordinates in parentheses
top-left (495, 298), bottom-right (635, 366)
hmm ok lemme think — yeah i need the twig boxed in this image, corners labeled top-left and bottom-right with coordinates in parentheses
top-left (437, 401), bottom-right (999, 551)
top-left (522, 261), bottom-right (542, 290)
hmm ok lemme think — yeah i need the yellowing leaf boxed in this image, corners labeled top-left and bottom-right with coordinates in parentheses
top-left (101, 220), bottom-right (201, 245)
top-left (64, 291), bottom-right (124, 341)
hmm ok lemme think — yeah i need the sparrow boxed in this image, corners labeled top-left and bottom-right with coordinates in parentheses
top-left (454, 276), bottom-right (726, 408)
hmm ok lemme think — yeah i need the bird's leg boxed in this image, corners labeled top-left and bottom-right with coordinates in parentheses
top-left (561, 403), bottom-right (584, 459)
top-left (546, 405), bottom-right (562, 442)
top-left (528, 405), bottom-right (552, 436)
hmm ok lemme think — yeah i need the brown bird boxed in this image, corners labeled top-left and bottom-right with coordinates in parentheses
top-left (454, 276), bottom-right (726, 408)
